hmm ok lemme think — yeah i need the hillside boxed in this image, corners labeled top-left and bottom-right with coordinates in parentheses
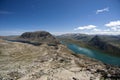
top-left (57, 33), bottom-right (94, 42)
top-left (0, 31), bottom-right (120, 80)
top-left (18, 31), bottom-right (59, 44)
top-left (1, 39), bottom-right (120, 80)
top-left (57, 34), bottom-right (120, 57)
top-left (89, 36), bottom-right (120, 56)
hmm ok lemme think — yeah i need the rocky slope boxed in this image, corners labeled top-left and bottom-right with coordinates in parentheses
top-left (0, 39), bottom-right (120, 80)
top-left (0, 31), bottom-right (120, 80)
top-left (19, 31), bottom-right (59, 44)
top-left (89, 36), bottom-right (120, 57)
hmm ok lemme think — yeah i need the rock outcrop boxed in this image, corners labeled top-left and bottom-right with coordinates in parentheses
top-left (0, 31), bottom-right (120, 80)
top-left (19, 31), bottom-right (59, 44)
top-left (0, 39), bottom-right (120, 80)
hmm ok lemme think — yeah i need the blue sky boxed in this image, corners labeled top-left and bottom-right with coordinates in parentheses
top-left (0, 0), bottom-right (120, 35)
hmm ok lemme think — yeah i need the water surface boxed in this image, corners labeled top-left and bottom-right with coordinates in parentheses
top-left (64, 42), bottom-right (120, 66)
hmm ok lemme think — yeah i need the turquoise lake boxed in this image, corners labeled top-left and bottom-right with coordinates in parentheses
top-left (63, 43), bottom-right (120, 66)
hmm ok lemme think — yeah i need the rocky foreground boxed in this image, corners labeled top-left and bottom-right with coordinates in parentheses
top-left (0, 39), bottom-right (120, 80)
top-left (0, 31), bottom-right (120, 80)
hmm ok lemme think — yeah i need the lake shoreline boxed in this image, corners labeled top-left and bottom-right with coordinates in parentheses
top-left (61, 41), bottom-right (120, 66)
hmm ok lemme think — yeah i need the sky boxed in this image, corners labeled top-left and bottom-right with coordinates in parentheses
top-left (0, 0), bottom-right (120, 35)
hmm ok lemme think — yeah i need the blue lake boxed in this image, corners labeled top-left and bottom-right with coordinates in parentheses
top-left (63, 43), bottom-right (120, 66)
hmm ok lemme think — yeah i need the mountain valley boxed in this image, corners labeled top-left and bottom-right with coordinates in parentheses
top-left (0, 31), bottom-right (120, 80)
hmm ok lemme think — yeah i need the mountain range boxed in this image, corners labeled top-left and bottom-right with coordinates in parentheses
top-left (57, 33), bottom-right (120, 57)
top-left (0, 31), bottom-right (120, 80)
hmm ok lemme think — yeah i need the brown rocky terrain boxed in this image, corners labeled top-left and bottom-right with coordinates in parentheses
top-left (0, 31), bottom-right (120, 80)
top-left (0, 39), bottom-right (120, 80)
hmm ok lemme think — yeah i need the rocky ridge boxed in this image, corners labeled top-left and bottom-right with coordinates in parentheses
top-left (0, 39), bottom-right (120, 80)
top-left (19, 31), bottom-right (59, 44)
top-left (0, 31), bottom-right (120, 80)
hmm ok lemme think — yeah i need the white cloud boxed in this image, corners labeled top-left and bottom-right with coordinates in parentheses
top-left (105, 20), bottom-right (120, 27)
top-left (74, 25), bottom-right (96, 30)
top-left (92, 28), bottom-right (101, 31)
top-left (83, 27), bottom-right (120, 35)
top-left (104, 29), bottom-right (110, 32)
top-left (96, 7), bottom-right (109, 14)
top-left (92, 28), bottom-right (111, 32)
top-left (73, 20), bottom-right (120, 35)
top-left (105, 20), bottom-right (120, 31)
top-left (74, 26), bottom-right (120, 35)
top-left (85, 31), bottom-right (120, 35)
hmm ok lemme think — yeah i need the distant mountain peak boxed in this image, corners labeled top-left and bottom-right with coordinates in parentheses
top-left (90, 35), bottom-right (101, 42)
top-left (19, 31), bottom-right (59, 44)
